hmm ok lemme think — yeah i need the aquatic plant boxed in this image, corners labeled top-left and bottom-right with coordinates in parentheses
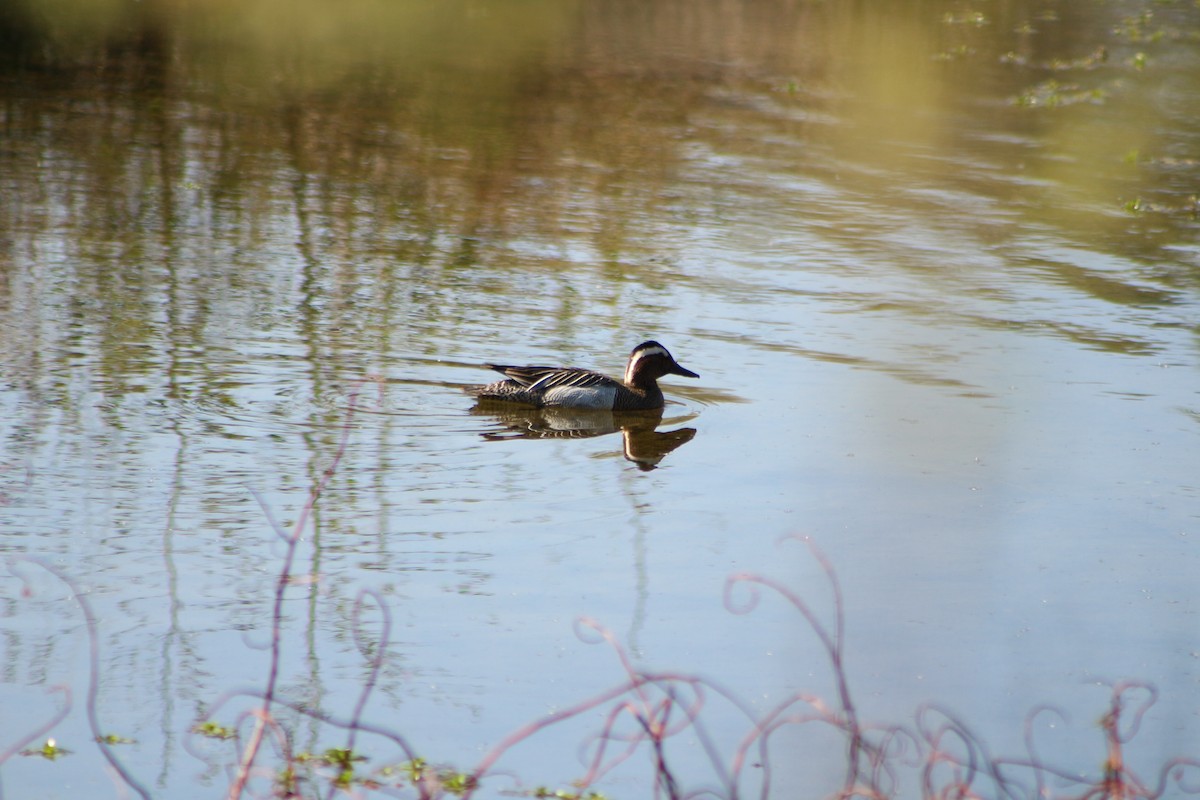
top-left (20, 738), bottom-right (69, 760)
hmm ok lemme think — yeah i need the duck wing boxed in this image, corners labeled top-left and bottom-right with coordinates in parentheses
top-left (485, 365), bottom-right (619, 390)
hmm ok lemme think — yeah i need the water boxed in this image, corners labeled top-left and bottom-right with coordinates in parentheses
top-left (1, 1), bottom-right (1199, 797)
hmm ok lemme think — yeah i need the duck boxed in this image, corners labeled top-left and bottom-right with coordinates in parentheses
top-left (470, 341), bottom-right (698, 410)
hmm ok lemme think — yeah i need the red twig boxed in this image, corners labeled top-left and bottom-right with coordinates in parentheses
top-left (725, 535), bottom-right (872, 797)
top-left (5, 557), bottom-right (151, 799)
top-left (228, 384), bottom-right (363, 800)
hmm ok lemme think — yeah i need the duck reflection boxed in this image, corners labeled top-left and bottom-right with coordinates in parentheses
top-left (470, 403), bottom-right (696, 471)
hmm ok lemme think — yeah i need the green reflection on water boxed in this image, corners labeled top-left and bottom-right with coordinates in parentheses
top-left (3, 0), bottom-right (1195, 248)
top-left (0, 0), bottom-right (1196, 401)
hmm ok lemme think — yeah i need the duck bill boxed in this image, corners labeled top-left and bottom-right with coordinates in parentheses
top-left (670, 363), bottom-right (699, 379)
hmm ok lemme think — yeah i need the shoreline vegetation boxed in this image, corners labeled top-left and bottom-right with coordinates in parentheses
top-left (4, 386), bottom-right (1198, 800)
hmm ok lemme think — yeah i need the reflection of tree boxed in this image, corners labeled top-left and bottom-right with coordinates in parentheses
top-left (1, 0), bottom-right (1197, 406)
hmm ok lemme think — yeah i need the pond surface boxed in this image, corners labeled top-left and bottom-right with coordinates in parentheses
top-left (1, 1), bottom-right (1199, 797)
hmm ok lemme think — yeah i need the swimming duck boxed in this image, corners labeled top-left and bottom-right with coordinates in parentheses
top-left (471, 341), bottom-right (698, 410)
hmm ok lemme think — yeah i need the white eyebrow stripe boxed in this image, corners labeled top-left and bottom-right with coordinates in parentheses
top-left (632, 346), bottom-right (668, 361)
